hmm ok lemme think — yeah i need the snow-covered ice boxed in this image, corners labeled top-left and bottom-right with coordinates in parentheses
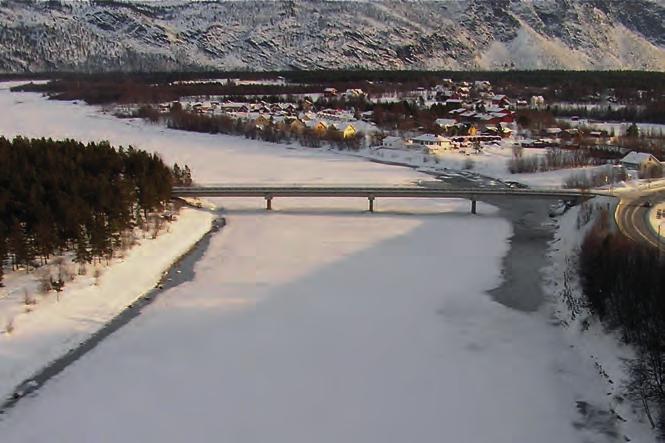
top-left (0, 84), bottom-right (652, 442)
top-left (0, 207), bottom-right (214, 400)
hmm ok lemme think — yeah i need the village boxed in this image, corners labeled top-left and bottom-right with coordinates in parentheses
top-left (123, 77), bottom-right (663, 182)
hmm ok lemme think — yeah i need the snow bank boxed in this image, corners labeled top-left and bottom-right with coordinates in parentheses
top-left (543, 200), bottom-right (655, 441)
top-left (648, 202), bottom-right (665, 238)
top-left (0, 208), bottom-right (213, 400)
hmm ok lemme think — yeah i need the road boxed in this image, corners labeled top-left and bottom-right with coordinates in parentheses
top-left (615, 187), bottom-right (665, 248)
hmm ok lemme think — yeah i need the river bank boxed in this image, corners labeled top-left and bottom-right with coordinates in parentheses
top-left (0, 207), bottom-right (215, 405)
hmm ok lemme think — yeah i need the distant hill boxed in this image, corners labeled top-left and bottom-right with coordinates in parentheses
top-left (2, 0), bottom-right (665, 73)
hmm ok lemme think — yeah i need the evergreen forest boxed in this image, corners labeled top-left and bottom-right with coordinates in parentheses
top-left (0, 136), bottom-right (186, 285)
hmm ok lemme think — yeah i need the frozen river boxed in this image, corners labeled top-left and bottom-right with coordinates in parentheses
top-left (0, 84), bottom-right (629, 442)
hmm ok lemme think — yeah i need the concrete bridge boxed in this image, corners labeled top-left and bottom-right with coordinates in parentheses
top-left (172, 185), bottom-right (604, 214)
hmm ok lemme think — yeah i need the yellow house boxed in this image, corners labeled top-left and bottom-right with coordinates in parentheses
top-left (254, 115), bottom-right (271, 129)
top-left (341, 124), bottom-right (357, 139)
top-left (468, 126), bottom-right (478, 136)
top-left (289, 119), bottom-right (306, 134)
top-left (308, 120), bottom-right (328, 136)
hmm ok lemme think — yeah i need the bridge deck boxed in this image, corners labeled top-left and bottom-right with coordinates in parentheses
top-left (172, 185), bottom-right (604, 200)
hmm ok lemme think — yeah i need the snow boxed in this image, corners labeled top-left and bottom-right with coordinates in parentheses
top-left (647, 202), bottom-right (665, 238)
top-left (0, 201), bottom-right (613, 443)
top-left (620, 151), bottom-right (658, 165)
top-left (0, 83), bottom-right (405, 186)
top-left (0, 84), bottom-right (656, 442)
top-left (359, 144), bottom-right (605, 188)
top-left (3, 0), bottom-right (665, 72)
top-left (0, 207), bottom-right (214, 401)
top-left (543, 200), bottom-right (656, 442)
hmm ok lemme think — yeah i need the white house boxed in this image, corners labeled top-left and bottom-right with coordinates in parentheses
top-left (530, 95), bottom-right (545, 109)
top-left (410, 134), bottom-right (452, 154)
top-left (434, 118), bottom-right (457, 128)
top-left (380, 136), bottom-right (405, 150)
top-left (620, 151), bottom-right (663, 177)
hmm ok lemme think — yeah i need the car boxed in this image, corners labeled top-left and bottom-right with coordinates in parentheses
top-left (643, 200), bottom-right (653, 208)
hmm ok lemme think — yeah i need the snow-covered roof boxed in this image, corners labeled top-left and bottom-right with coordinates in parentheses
top-left (382, 136), bottom-right (403, 144)
top-left (434, 118), bottom-right (457, 126)
top-left (620, 151), bottom-right (658, 165)
top-left (305, 120), bottom-right (327, 129)
top-left (411, 134), bottom-right (448, 143)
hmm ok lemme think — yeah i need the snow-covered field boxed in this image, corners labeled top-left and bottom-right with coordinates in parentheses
top-left (359, 145), bottom-right (605, 188)
top-left (0, 84), bottom-right (654, 442)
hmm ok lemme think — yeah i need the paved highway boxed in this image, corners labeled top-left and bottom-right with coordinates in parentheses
top-left (615, 188), bottom-right (665, 248)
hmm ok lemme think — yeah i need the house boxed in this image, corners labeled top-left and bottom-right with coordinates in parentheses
top-left (530, 95), bottom-right (545, 109)
top-left (380, 136), bottom-right (404, 150)
top-left (254, 115), bottom-right (271, 129)
top-left (323, 87), bottom-right (338, 97)
top-left (474, 80), bottom-right (492, 91)
top-left (221, 102), bottom-right (249, 113)
top-left (491, 95), bottom-right (511, 107)
top-left (444, 99), bottom-right (464, 108)
top-left (301, 99), bottom-right (314, 111)
top-left (344, 88), bottom-right (366, 99)
top-left (434, 118), bottom-right (457, 128)
top-left (289, 119), bottom-right (306, 134)
top-left (334, 123), bottom-right (357, 139)
top-left (490, 112), bottom-right (514, 123)
top-left (410, 134), bottom-right (452, 154)
top-left (306, 120), bottom-right (328, 136)
top-left (360, 110), bottom-right (374, 121)
top-left (620, 151), bottom-right (663, 177)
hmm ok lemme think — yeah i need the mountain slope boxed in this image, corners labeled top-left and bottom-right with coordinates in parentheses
top-left (1, 0), bottom-right (665, 73)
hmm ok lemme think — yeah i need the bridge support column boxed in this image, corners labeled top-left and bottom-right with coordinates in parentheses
top-left (265, 195), bottom-right (273, 211)
top-left (368, 196), bottom-right (375, 213)
top-left (471, 199), bottom-right (477, 215)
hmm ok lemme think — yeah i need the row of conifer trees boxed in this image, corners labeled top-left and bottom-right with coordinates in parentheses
top-left (0, 136), bottom-right (183, 285)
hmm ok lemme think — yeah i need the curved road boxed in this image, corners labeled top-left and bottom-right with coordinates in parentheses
top-left (615, 188), bottom-right (665, 248)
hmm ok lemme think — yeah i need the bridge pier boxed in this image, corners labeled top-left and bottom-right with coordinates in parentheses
top-left (265, 195), bottom-right (273, 211)
top-left (368, 196), bottom-right (375, 213)
top-left (471, 199), bottom-right (477, 214)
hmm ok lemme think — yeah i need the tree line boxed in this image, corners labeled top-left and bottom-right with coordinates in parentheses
top-left (135, 105), bottom-right (366, 150)
top-left (507, 147), bottom-right (605, 174)
top-left (11, 69), bottom-right (665, 109)
top-left (549, 102), bottom-right (665, 125)
top-left (0, 136), bottom-right (180, 286)
top-left (579, 215), bottom-right (665, 431)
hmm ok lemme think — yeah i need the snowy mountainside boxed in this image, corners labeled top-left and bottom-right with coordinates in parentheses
top-left (1, 0), bottom-right (665, 72)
